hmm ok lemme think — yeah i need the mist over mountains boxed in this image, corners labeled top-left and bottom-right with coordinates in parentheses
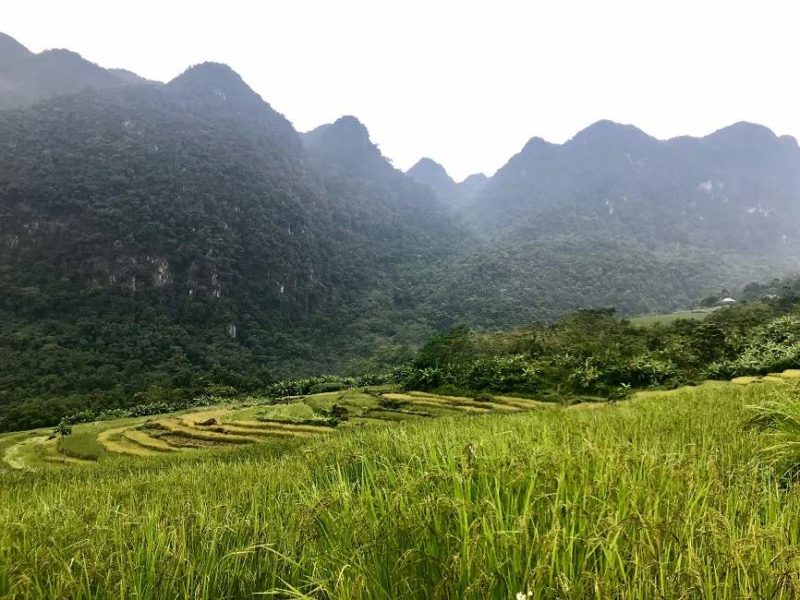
top-left (0, 32), bottom-right (796, 425)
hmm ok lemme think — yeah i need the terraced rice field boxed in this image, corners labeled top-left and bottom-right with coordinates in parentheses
top-left (9, 372), bottom-right (793, 473)
top-left (732, 369), bottom-right (800, 385)
top-left (0, 388), bottom-right (551, 471)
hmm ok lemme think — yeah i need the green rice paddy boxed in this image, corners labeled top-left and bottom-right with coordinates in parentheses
top-left (2, 377), bottom-right (800, 598)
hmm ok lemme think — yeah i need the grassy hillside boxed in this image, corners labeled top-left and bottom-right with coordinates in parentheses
top-left (628, 306), bottom-right (719, 327)
top-left (3, 377), bottom-right (800, 598)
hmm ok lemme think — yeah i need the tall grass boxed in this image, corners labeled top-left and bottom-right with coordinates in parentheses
top-left (747, 392), bottom-right (800, 483)
top-left (2, 382), bottom-right (799, 598)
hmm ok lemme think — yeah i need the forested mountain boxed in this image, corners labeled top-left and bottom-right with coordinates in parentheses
top-left (300, 117), bottom-right (473, 368)
top-left (0, 59), bottom-right (349, 427)
top-left (1, 31), bottom-right (798, 428)
top-left (458, 173), bottom-right (490, 204)
top-left (0, 33), bottom-right (139, 109)
top-left (302, 117), bottom-right (466, 271)
top-left (406, 157), bottom-right (461, 206)
top-left (467, 120), bottom-right (800, 255)
top-left (406, 157), bottom-right (487, 207)
top-left (404, 120), bottom-right (799, 323)
top-left (410, 120), bottom-right (800, 260)
top-left (0, 34), bottom-right (471, 428)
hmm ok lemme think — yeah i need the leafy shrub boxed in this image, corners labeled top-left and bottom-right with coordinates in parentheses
top-left (325, 404), bottom-right (349, 424)
top-left (308, 382), bottom-right (346, 394)
top-left (52, 420), bottom-right (72, 436)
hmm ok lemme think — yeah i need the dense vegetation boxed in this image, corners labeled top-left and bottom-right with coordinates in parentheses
top-left (5, 275), bottom-right (799, 433)
top-left (4, 380), bottom-right (800, 597)
top-left (402, 289), bottom-right (800, 401)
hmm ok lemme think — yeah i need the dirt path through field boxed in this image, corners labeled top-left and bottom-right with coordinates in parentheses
top-left (3, 436), bottom-right (49, 470)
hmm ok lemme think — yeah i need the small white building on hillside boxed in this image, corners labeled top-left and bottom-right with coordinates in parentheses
top-left (720, 297), bottom-right (737, 305)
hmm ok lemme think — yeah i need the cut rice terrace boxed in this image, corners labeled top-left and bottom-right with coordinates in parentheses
top-left (0, 388), bottom-right (553, 471)
top-left (5, 374), bottom-right (800, 598)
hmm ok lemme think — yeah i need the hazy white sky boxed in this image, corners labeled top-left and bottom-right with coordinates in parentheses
top-left (4, 0), bottom-right (800, 180)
